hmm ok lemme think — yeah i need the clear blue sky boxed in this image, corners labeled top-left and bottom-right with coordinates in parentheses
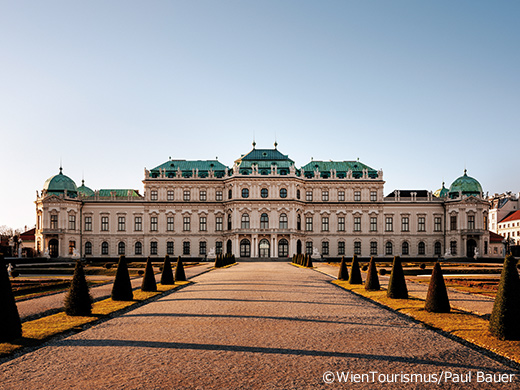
top-left (1, 0), bottom-right (519, 230)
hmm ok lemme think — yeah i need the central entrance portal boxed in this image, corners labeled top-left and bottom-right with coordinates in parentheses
top-left (259, 239), bottom-right (270, 258)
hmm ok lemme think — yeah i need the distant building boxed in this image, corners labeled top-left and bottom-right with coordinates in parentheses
top-left (35, 144), bottom-right (492, 259)
top-left (488, 192), bottom-right (519, 233)
top-left (497, 210), bottom-right (520, 246)
top-left (19, 228), bottom-right (36, 257)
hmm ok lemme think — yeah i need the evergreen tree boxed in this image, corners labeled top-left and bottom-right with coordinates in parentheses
top-left (365, 257), bottom-right (380, 291)
top-left (338, 256), bottom-right (349, 281)
top-left (160, 255), bottom-right (175, 285)
top-left (424, 262), bottom-right (450, 313)
top-left (348, 255), bottom-right (363, 284)
top-left (64, 260), bottom-right (93, 316)
top-left (111, 255), bottom-right (134, 301)
top-left (387, 256), bottom-right (408, 299)
top-left (175, 256), bottom-right (187, 282)
top-left (306, 254), bottom-right (313, 268)
top-left (0, 254), bottom-right (22, 341)
top-left (489, 254), bottom-right (520, 340)
top-left (141, 257), bottom-right (157, 292)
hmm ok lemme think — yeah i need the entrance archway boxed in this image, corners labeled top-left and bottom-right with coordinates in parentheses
top-left (259, 239), bottom-right (270, 258)
top-left (49, 239), bottom-right (59, 258)
top-left (467, 239), bottom-right (477, 258)
top-left (278, 239), bottom-right (289, 257)
top-left (240, 239), bottom-right (251, 257)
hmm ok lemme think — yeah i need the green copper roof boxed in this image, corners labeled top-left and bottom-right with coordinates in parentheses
top-left (433, 182), bottom-right (449, 198)
top-left (235, 147), bottom-right (295, 175)
top-left (300, 160), bottom-right (378, 179)
top-left (43, 168), bottom-right (78, 197)
top-left (97, 189), bottom-right (141, 198)
top-left (236, 147), bottom-right (294, 163)
top-left (448, 170), bottom-right (482, 198)
top-left (77, 180), bottom-right (95, 197)
top-left (150, 160), bottom-right (228, 178)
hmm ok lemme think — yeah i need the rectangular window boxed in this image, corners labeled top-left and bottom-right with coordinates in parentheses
top-left (450, 240), bottom-right (457, 255)
top-left (370, 217), bottom-right (377, 232)
top-left (68, 240), bottom-right (75, 255)
top-left (101, 216), bottom-right (109, 231)
top-left (322, 241), bottom-right (329, 255)
top-left (354, 241), bottom-right (361, 255)
top-left (167, 217), bottom-right (174, 231)
top-left (370, 191), bottom-right (377, 202)
top-left (468, 215), bottom-right (475, 230)
top-left (183, 241), bottom-right (190, 255)
top-left (183, 190), bottom-right (190, 201)
top-left (322, 191), bottom-right (329, 201)
top-left (151, 190), bottom-right (158, 201)
top-left (322, 216), bottom-right (329, 231)
top-left (306, 241), bottom-right (313, 255)
top-left (354, 191), bottom-right (361, 201)
top-left (199, 241), bottom-right (207, 255)
top-left (418, 216), bottom-right (426, 232)
top-left (84, 216), bottom-right (92, 231)
top-left (215, 216), bottom-right (223, 231)
top-left (51, 215), bottom-right (58, 229)
top-left (354, 217), bottom-right (361, 232)
top-left (338, 191), bottom-right (345, 201)
top-left (385, 217), bottom-right (393, 232)
top-left (338, 241), bottom-right (345, 255)
top-left (216, 191), bottom-right (223, 201)
top-left (183, 216), bottom-right (190, 231)
top-left (434, 217), bottom-right (442, 232)
top-left (401, 217), bottom-right (409, 232)
top-left (306, 191), bottom-right (313, 201)
top-left (118, 216), bottom-right (125, 231)
top-left (216, 241), bottom-right (223, 254)
top-left (150, 216), bottom-right (158, 232)
top-left (200, 191), bottom-right (207, 201)
top-left (305, 217), bottom-right (313, 231)
top-left (150, 241), bottom-right (158, 255)
top-left (69, 215), bottom-right (76, 230)
top-left (199, 216), bottom-right (207, 231)
top-left (167, 190), bottom-right (174, 201)
top-left (338, 217), bottom-right (345, 232)
top-left (450, 215), bottom-right (457, 231)
top-left (134, 216), bottom-right (142, 231)
top-left (370, 241), bottom-right (377, 255)
top-left (167, 241), bottom-right (174, 255)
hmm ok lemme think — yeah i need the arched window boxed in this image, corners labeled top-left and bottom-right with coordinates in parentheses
top-left (241, 213), bottom-right (250, 229)
top-left (241, 188), bottom-right (249, 198)
top-left (227, 214), bottom-right (232, 230)
top-left (101, 241), bottom-right (109, 255)
top-left (260, 213), bottom-right (269, 229)
top-left (385, 241), bottom-right (393, 256)
top-left (402, 241), bottom-right (409, 255)
top-left (434, 241), bottom-right (442, 256)
top-left (228, 189), bottom-right (232, 199)
top-left (135, 241), bottom-right (142, 255)
top-left (85, 241), bottom-right (92, 255)
top-left (296, 189), bottom-right (301, 199)
top-left (118, 241), bottom-right (125, 255)
top-left (280, 188), bottom-right (287, 198)
top-left (240, 239), bottom-right (251, 257)
top-left (278, 239), bottom-right (289, 257)
top-left (297, 214), bottom-right (301, 230)
top-left (261, 188), bottom-right (268, 198)
top-left (279, 213), bottom-right (288, 229)
top-left (418, 241), bottom-right (426, 255)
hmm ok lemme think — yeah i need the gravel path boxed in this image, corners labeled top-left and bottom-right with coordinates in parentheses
top-left (1, 262), bottom-right (517, 389)
top-left (16, 263), bottom-right (213, 320)
top-left (315, 263), bottom-right (496, 317)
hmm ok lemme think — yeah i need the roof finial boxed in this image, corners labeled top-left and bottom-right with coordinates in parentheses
top-left (252, 140), bottom-right (256, 149)
top-left (464, 168), bottom-right (467, 175)
top-left (274, 141), bottom-right (278, 149)
top-left (59, 158), bottom-right (63, 175)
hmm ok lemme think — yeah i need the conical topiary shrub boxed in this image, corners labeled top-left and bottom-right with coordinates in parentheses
top-left (365, 257), bottom-right (380, 291)
top-left (111, 255), bottom-right (133, 301)
top-left (64, 260), bottom-right (93, 316)
top-left (348, 255), bottom-right (363, 284)
top-left (160, 255), bottom-right (175, 285)
top-left (338, 256), bottom-right (349, 281)
top-left (424, 262), bottom-right (450, 313)
top-left (387, 256), bottom-right (408, 299)
top-left (141, 257), bottom-right (157, 292)
top-left (489, 254), bottom-right (520, 340)
top-left (175, 256), bottom-right (187, 282)
top-left (0, 254), bottom-right (22, 341)
top-left (306, 254), bottom-right (313, 268)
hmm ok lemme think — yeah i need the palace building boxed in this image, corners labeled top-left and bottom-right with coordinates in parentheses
top-left (35, 144), bottom-right (492, 260)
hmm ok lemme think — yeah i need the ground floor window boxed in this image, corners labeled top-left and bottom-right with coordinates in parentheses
top-left (322, 241), bottom-right (329, 255)
top-left (385, 241), bottom-right (393, 256)
top-left (135, 242), bottom-right (142, 255)
top-left (69, 240), bottom-right (76, 255)
top-left (216, 241), bottom-right (223, 255)
top-left (150, 241), bottom-right (158, 255)
top-left (101, 241), bottom-right (109, 255)
top-left (278, 239), bottom-right (288, 257)
top-left (418, 241), bottom-right (425, 255)
top-left (370, 241), bottom-right (377, 256)
top-left (434, 242), bottom-right (442, 256)
top-left (240, 239), bottom-right (251, 257)
top-left (183, 241), bottom-right (190, 255)
top-left (450, 241), bottom-right (457, 255)
top-left (118, 242), bottom-right (125, 255)
top-left (199, 241), bottom-right (207, 255)
top-left (354, 241), bottom-right (361, 255)
top-left (306, 241), bottom-right (313, 255)
top-left (167, 241), bottom-right (174, 255)
top-left (338, 241), bottom-right (345, 255)
top-left (402, 242), bottom-right (409, 255)
top-left (85, 241), bottom-right (92, 255)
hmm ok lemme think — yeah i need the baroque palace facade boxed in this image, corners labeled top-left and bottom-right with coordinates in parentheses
top-left (35, 144), bottom-right (491, 260)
